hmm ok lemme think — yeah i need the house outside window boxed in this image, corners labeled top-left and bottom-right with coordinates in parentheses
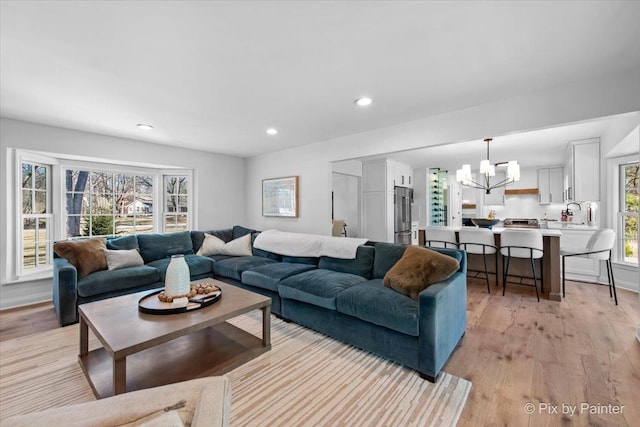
top-left (11, 150), bottom-right (194, 281)
top-left (20, 162), bottom-right (52, 273)
top-left (619, 162), bottom-right (638, 264)
top-left (64, 169), bottom-right (155, 237)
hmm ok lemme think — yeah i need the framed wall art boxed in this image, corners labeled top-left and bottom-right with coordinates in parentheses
top-left (262, 176), bottom-right (299, 217)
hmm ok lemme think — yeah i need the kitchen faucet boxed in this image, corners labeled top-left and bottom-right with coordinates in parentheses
top-left (566, 202), bottom-right (582, 214)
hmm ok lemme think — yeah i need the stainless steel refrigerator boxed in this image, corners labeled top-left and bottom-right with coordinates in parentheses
top-left (394, 186), bottom-right (413, 244)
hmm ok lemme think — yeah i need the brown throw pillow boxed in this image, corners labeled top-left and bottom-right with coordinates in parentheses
top-left (54, 238), bottom-right (108, 279)
top-left (383, 246), bottom-right (460, 300)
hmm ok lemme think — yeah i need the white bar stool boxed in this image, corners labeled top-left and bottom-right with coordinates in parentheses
top-left (458, 227), bottom-right (498, 293)
top-left (424, 227), bottom-right (458, 249)
top-left (561, 228), bottom-right (617, 305)
top-left (500, 229), bottom-right (544, 302)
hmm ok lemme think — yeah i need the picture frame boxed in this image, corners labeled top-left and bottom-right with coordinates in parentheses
top-left (262, 176), bottom-right (299, 217)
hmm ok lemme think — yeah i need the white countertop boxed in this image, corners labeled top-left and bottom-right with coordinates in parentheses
top-left (490, 227), bottom-right (562, 237)
top-left (424, 225), bottom-right (563, 236)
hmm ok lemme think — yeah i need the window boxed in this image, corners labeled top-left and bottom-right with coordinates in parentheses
top-left (163, 175), bottom-right (189, 232)
top-left (11, 149), bottom-right (193, 281)
top-left (619, 162), bottom-right (638, 264)
top-left (20, 162), bottom-right (52, 273)
top-left (64, 169), bottom-right (155, 237)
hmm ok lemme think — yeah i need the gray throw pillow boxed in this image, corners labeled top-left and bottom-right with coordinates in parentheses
top-left (104, 248), bottom-right (145, 271)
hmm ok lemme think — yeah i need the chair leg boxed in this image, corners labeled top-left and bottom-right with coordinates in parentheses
top-left (502, 255), bottom-right (510, 296)
top-left (531, 257), bottom-right (540, 302)
top-left (482, 253), bottom-right (490, 294)
top-left (607, 259), bottom-right (618, 305)
top-left (562, 255), bottom-right (566, 298)
top-left (605, 259), bottom-right (613, 297)
top-left (495, 254), bottom-right (499, 287)
top-left (540, 258), bottom-right (544, 293)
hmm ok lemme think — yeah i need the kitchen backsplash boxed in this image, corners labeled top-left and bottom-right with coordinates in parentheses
top-left (482, 194), bottom-right (594, 223)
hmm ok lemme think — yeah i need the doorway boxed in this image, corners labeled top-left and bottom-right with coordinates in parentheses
top-left (331, 172), bottom-right (361, 237)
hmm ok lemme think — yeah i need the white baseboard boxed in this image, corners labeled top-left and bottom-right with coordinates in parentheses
top-left (0, 278), bottom-right (53, 311)
top-left (0, 291), bottom-right (51, 310)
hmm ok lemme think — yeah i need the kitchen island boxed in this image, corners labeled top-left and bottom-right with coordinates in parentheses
top-left (420, 227), bottom-right (563, 301)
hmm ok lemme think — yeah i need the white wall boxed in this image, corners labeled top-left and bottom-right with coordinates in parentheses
top-left (0, 118), bottom-right (245, 308)
top-left (245, 68), bottom-right (640, 236)
top-left (331, 173), bottom-right (361, 237)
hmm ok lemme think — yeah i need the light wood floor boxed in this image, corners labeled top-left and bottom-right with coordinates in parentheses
top-left (1, 278), bottom-right (638, 426)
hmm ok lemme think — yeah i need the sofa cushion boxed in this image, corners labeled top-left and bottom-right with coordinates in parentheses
top-left (53, 238), bottom-right (107, 279)
top-left (232, 225), bottom-right (256, 240)
top-left (137, 231), bottom-right (194, 263)
top-left (278, 269), bottom-right (367, 310)
top-left (197, 233), bottom-right (252, 257)
top-left (77, 265), bottom-right (160, 298)
top-left (372, 242), bottom-right (407, 279)
top-left (146, 254), bottom-right (214, 282)
top-left (336, 279), bottom-right (419, 336)
top-left (191, 228), bottom-right (233, 253)
top-left (106, 235), bottom-right (139, 251)
top-left (213, 256), bottom-right (278, 281)
top-left (282, 256), bottom-right (319, 265)
top-left (383, 246), bottom-right (460, 301)
top-left (104, 248), bottom-right (144, 271)
top-left (317, 245), bottom-right (374, 279)
top-left (250, 232), bottom-right (282, 261)
top-left (241, 263), bottom-right (317, 292)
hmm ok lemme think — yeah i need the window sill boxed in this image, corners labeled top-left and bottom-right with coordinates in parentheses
top-left (611, 261), bottom-right (639, 271)
top-left (3, 268), bottom-right (54, 286)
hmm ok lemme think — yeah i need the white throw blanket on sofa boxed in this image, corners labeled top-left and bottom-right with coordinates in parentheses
top-left (253, 229), bottom-right (368, 259)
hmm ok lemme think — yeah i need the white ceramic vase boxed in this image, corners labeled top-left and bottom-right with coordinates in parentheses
top-left (165, 254), bottom-right (190, 297)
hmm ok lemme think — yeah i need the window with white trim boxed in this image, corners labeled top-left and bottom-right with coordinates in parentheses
top-left (20, 161), bottom-right (53, 273)
top-left (163, 175), bottom-right (190, 232)
top-left (619, 162), bottom-right (638, 264)
top-left (64, 168), bottom-right (155, 237)
top-left (11, 149), bottom-right (194, 281)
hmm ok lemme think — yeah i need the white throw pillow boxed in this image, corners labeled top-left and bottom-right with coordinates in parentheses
top-left (104, 248), bottom-right (145, 271)
top-left (197, 233), bottom-right (252, 257)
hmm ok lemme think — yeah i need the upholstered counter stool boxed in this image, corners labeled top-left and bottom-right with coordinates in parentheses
top-left (424, 227), bottom-right (458, 249)
top-left (500, 229), bottom-right (544, 302)
top-left (560, 228), bottom-right (617, 305)
top-left (459, 227), bottom-right (498, 293)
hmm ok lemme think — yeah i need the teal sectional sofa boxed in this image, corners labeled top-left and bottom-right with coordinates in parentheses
top-left (53, 226), bottom-right (467, 382)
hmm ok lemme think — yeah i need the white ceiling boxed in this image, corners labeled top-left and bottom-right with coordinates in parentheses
top-left (1, 1), bottom-right (640, 158)
top-left (357, 113), bottom-right (638, 170)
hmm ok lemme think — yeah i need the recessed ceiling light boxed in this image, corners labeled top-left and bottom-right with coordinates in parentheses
top-left (266, 128), bottom-right (278, 135)
top-left (137, 123), bottom-right (153, 130)
top-left (355, 97), bottom-right (373, 107)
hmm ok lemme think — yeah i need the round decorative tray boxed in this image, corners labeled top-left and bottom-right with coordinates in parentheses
top-left (138, 285), bottom-right (222, 315)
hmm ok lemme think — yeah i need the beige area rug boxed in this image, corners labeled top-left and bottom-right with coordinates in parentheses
top-left (0, 312), bottom-right (471, 426)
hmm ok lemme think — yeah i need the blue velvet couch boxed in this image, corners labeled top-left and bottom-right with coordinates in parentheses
top-left (53, 226), bottom-right (467, 382)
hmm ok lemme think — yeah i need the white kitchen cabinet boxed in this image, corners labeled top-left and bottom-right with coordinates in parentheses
top-left (363, 160), bottom-right (387, 193)
top-left (389, 160), bottom-right (413, 188)
top-left (573, 141), bottom-right (600, 201)
top-left (362, 192), bottom-right (394, 243)
top-left (560, 229), bottom-right (600, 281)
top-left (483, 171), bottom-right (505, 205)
top-left (411, 221), bottom-right (419, 245)
top-left (362, 159), bottom-right (411, 243)
top-left (538, 166), bottom-right (564, 204)
top-left (563, 139), bottom-right (600, 202)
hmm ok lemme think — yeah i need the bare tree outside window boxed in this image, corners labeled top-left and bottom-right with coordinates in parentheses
top-left (621, 163), bottom-right (638, 263)
top-left (164, 176), bottom-right (189, 232)
top-left (22, 162), bottom-right (52, 271)
top-left (65, 169), bottom-right (154, 238)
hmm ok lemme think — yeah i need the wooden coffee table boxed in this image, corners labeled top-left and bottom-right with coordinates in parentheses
top-left (78, 279), bottom-right (271, 398)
